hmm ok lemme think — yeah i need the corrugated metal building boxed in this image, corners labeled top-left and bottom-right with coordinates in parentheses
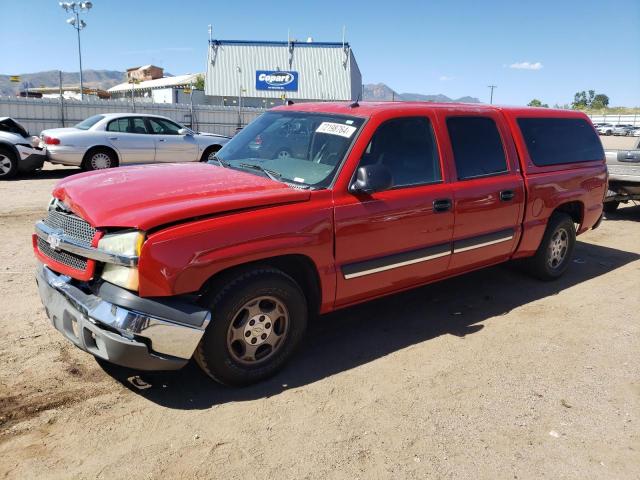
top-left (205, 39), bottom-right (362, 108)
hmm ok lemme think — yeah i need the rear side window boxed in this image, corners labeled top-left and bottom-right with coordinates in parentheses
top-left (447, 116), bottom-right (507, 179)
top-left (517, 118), bottom-right (604, 166)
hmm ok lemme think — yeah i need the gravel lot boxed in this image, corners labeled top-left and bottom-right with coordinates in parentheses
top-left (0, 165), bottom-right (638, 479)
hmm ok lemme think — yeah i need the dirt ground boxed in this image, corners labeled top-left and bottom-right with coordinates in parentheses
top-left (0, 165), bottom-right (638, 480)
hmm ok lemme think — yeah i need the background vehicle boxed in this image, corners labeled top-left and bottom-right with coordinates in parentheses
top-left (604, 139), bottom-right (640, 212)
top-left (0, 117), bottom-right (45, 179)
top-left (597, 123), bottom-right (614, 135)
top-left (612, 124), bottom-right (634, 136)
top-left (40, 113), bottom-right (230, 170)
top-left (34, 102), bottom-right (606, 386)
top-left (629, 126), bottom-right (640, 137)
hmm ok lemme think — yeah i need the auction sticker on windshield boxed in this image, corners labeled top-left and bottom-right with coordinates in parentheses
top-left (315, 122), bottom-right (357, 138)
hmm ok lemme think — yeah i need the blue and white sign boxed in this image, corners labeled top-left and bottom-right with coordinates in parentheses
top-left (255, 70), bottom-right (299, 91)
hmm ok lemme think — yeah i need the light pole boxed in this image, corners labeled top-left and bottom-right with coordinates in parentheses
top-left (60, 2), bottom-right (93, 101)
top-left (488, 84), bottom-right (497, 104)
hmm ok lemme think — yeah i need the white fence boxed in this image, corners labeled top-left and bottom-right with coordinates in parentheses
top-left (588, 114), bottom-right (640, 127)
top-left (0, 96), bottom-right (264, 136)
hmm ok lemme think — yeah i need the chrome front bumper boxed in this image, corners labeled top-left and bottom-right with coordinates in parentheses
top-left (36, 263), bottom-right (209, 370)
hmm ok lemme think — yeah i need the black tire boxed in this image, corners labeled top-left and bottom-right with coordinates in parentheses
top-left (0, 147), bottom-right (18, 180)
top-left (524, 213), bottom-right (576, 281)
top-left (603, 201), bottom-right (619, 214)
top-left (82, 148), bottom-right (118, 171)
top-left (200, 145), bottom-right (222, 163)
top-left (194, 267), bottom-right (308, 386)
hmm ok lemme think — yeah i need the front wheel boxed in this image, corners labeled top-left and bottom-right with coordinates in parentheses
top-left (194, 267), bottom-right (308, 386)
top-left (0, 147), bottom-right (18, 179)
top-left (524, 213), bottom-right (576, 281)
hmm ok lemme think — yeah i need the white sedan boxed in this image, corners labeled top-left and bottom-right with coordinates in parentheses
top-left (40, 113), bottom-right (230, 170)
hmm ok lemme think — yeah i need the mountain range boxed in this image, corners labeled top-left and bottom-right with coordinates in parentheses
top-left (363, 83), bottom-right (480, 103)
top-left (0, 70), bottom-right (480, 103)
top-left (0, 70), bottom-right (125, 96)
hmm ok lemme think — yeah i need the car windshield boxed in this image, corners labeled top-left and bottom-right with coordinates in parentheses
top-left (212, 111), bottom-right (365, 188)
top-left (75, 115), bottom-right (105, 130)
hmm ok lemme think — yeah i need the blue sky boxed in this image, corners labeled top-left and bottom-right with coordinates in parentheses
top-left (1, 0), bottom-right (639, 106)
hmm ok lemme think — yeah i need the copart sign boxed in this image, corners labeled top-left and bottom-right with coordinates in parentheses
top-left (255, 71), bottom-right (298, 91)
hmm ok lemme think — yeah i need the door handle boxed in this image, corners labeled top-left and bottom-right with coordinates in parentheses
top-left (500, 190), bottom-right (515, 201)
top-left (158, 139), bottom-right (166, 142)
top-left (108, 137), bottom-right (118, 140)
top-left (433, 198), bottom-right (452, 213)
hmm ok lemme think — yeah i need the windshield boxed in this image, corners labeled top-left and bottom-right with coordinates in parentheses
top-left (212, 111), bottom-right (365, 188)
top-left (75, 115), bottom-right (105, 130)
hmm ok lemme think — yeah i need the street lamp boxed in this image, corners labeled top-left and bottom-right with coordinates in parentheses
top-left (60, 2), bottom-right (93, 100)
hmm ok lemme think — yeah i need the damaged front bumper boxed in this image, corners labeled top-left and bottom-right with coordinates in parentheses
top-left (36, 263), bottom-right (210, 371)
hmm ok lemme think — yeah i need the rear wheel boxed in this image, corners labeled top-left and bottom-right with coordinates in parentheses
top-left (0, 147), bottom-right (18, 180)
top-left (83, 148), bottom-right (118, 170)
top-left (524, 213), bottom-right (576, 281)
top-left (194, 267), bottom-right (308, 386)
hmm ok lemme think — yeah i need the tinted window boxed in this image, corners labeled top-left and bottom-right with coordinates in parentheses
top-left (517, 118), bottom-right (604, 166)
top-left (148, 118), bottom-right (182, 135)
top-left (447, 116), bottom-right (507, 179)
top-left (107, 118), bottom-right (128, 133)
top-left (130, 118), bottom-right (148, 134)
top-left (361, 117), bottom-right (441, 188)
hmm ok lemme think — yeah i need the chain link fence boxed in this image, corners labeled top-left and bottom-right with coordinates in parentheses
top-left (0, 96), bottom-right (265, 136)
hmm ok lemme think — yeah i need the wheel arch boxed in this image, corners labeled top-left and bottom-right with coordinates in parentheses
top-left (0, 141), bottom-right (20, 160)
top-left (200, 143), bottom-right (223, 162)
top-left (199, 254), bottom-right (322, 317)
top-left (552, 200), bottom-right (584, 227)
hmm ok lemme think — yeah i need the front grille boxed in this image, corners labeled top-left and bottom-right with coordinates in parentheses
top-left (43, 209), bottom-right (96, 246)
top-left (37, 237), bottom-right (88, 271)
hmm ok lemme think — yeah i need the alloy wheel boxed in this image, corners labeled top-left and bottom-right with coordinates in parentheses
top-left (548, 228), bottom-right (569, 269)
top-left (226, 295), bottom-right (290, 365)
top-left (0, 154), bottom-right (13, 176)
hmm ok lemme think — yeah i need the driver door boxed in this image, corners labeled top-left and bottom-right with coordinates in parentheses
top-left (146, 117), bottom-right (198, 163)
top-left (333, 115), bottom-right (454, 307)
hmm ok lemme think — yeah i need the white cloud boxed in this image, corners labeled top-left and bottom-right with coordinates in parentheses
top-left (439, 75), bottom-right (455, 81)
top-left (509, 62), bottom-right (543, 70)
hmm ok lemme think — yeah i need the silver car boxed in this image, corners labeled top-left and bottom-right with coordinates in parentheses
top-left (0, 117), bottom-right (46, 179)
top-left (40, 113), bottom-right (230, 170)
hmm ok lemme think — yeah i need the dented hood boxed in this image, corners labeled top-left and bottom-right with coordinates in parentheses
top-left (52, 163), bottom-right (310, 230)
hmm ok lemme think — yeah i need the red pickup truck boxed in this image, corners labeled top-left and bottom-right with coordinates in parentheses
top-left (34, 102), bottom-right (606, 386)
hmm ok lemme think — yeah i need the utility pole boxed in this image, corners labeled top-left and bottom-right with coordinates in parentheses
top-left (60, 2), bottom-right (93, 100)
top-left (488, 85), bottom-right (497, 104)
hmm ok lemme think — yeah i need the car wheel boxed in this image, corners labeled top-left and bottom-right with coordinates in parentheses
top-left (525, 213), bottom-right (576, 281)
top-left (83, 148), bottom-right (117, 170)
top-left (201, 145), bottom-right (221, 163)
top-left (275, 148), bottom-right (292, 160)
top-left (0, 147), bottom-right (18, 180)
top-left (603, 201), bottom-right (619, 214)
top-left (194, 267), bottom-right (308, 386)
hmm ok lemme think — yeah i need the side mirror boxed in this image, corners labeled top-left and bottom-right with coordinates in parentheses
top-left (178, 128), bottom-right (192, 136)
top-left (349, 164), bottom-right (392, 194)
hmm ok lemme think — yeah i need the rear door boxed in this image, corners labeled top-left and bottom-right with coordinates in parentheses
top-left (105, 117), bottom-right (156, 164)
top-left (439, 112), bottom-right (525, 272)
top-left (146, 117), bottom-right (199, 162)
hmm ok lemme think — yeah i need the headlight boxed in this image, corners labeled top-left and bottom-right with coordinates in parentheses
top-left (98, 230), bottom-right (145, 291)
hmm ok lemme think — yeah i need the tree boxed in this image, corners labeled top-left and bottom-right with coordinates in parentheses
top-left (572, 90), bottom-right (610, 109)
top-left (194, 74), bottom-right (205, 91)
top-left (591, 94), bottom-right (610, 109)
top-left (528, 98), bottom-right (549, 108)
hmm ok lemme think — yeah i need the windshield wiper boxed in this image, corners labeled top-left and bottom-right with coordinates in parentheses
top-left (210, 154), bottom-right (229, 168)
top-left (237, 162), bottom-right (282, 182)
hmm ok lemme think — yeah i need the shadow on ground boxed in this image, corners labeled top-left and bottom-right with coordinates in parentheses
top-left (604, 203), bottom-right (640, 221)
top-left (99, 240), bottom-right (639, 409)
top-left (10, 167), bottom-right (81, 181)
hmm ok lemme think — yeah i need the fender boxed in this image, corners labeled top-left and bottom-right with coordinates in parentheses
top-left (138, 190), bottom-right (337, 312)
top-left (0, 140), bottom-right (20, 160)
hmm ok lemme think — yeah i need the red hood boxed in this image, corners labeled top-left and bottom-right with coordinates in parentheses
top-left (52, 163), bottom-right (310, 230)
